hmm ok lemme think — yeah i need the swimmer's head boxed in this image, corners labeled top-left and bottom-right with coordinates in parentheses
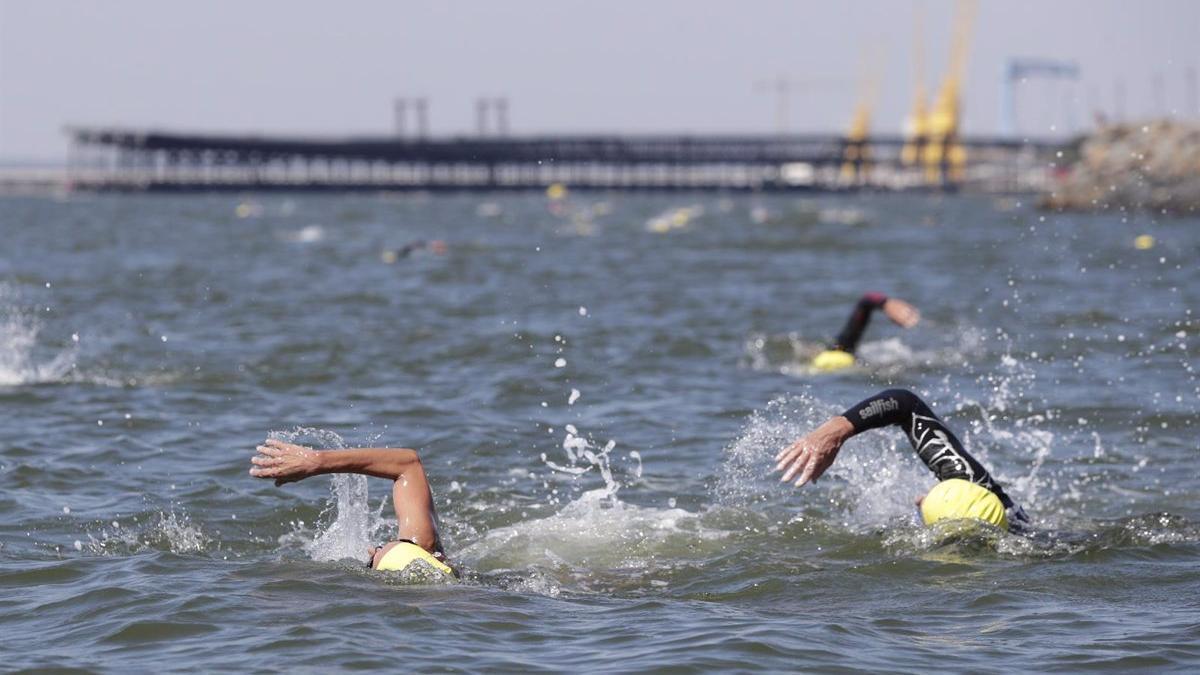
top-left (919, 478), bottom-right (1008, 530)
top-left (367, 541), bottom-right (455, 578)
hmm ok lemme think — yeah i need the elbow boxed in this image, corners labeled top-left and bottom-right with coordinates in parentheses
top-left (388, 448), bottom-right (422, 479)
top-left (862, 291), bottom-right (887, 307)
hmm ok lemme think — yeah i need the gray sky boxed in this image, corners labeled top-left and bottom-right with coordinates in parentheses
top-left (1, 0), bottom-right (1196, 161)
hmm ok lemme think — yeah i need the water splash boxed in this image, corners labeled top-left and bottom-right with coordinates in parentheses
top-left (716, 391), bottom-right (932, 531)
top-left (281, 225), bottom-right (325, 243)
top-left (0, 286), bottom-right (76, 386)
top-left (715, 392), bottom-right (830, 508)
top-left (83, 510), bottom-right (209, 555)
top-left (541, 423), bottom-right (625, 501)
top-left (270, 427), bottom-right (389, 563)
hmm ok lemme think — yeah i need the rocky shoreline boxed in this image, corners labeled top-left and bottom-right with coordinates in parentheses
top-left (1041, 120), bottom-right (1200, 215)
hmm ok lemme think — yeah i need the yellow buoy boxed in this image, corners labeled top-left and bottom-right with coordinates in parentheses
top-left (1134, 234), bottom-right (1154, 250)
top-left (546, 183), bottom-right (568, 201)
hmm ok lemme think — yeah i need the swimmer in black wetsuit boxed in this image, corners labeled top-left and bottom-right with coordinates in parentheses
top-left (811, 292), bottom-right (921, 371)
top-left (774, 388), bottom-right (1031, 531)
top-left (380, 239), bottom-right (448, 264)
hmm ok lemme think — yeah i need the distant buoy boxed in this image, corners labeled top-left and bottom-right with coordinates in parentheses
top-left (1134, 234), bottom-right (1155, 250)
top-left (380, 250), bottom-right (398, 264)
top-left (546, 183), bottom-right (568, 201)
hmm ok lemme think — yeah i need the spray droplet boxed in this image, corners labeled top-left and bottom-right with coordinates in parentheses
top-left (578, 306), bottom-right (588, 316)
top-left (554, 358), bottom-right (566, 368)
top-left (73, 540), bottom-right (82, 551)
top-left (568, 389), bottom-right (581, 405)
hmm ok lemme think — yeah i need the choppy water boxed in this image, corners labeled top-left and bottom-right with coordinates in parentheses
top-left (1, 191), bottom-right (1198, 671)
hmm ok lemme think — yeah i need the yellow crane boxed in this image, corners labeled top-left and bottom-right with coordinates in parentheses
top-left (922, 0), bottom-right (976, 184)
top-left (901, 4), bottom-right (929, 167)
top-left (841, 47), bottom-right (883, 184)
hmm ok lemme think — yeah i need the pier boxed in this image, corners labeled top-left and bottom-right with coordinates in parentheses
top-left (63, 127), bottom-right (1063, 194)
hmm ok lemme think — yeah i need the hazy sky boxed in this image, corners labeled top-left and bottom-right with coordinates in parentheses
top-left (1, 0), bottom-right (1196, 160)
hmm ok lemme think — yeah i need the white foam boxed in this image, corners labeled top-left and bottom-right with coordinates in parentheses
top-left (283, 225), bottom-right (325, 243)
top-left (0, 286), bottom-right (76, 386)
top-left (456, 489), bottom-right (717, 574)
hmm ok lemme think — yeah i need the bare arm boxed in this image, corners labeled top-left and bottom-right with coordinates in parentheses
top-left (250, 439), bottom-right (442, 552)
top-left (250, 439), bottom-right (422, 484)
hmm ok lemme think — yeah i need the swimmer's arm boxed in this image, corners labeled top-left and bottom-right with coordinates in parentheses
top-left (774, 388), bottom-right (939, 486)
top-left (774, 415), bottom-right (856, 486)
top-left (881, 297), bottom-right (920, 328)
top-left (251, 440), bottom-right (443, 550)
top-left (250, 439), bottom-right (420, 485)
top-left (775, 388), bottom-right (976, 488)
top-left (842, 389), bottom-right (1018, 511)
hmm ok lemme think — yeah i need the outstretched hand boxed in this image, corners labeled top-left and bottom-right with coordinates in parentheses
top-left (250, 438), bottom-right (322, 486)
top-left (882, 298), bottom-right (920, 329)
top-left (774, 416), bottom-right (855, 487)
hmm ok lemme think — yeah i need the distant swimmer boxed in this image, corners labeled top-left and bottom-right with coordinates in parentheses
top-left (774, 388), bottom-right (1030, 532)
top-left (381, 239), bottom-right (448, 264)
top-left (250, 439), bottom-right (456, 579)
top-left (811, 292), bottom-right (920, 371)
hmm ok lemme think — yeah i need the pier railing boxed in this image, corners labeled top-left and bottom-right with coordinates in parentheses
top-left (65, 127), bottom-right (1062, 193)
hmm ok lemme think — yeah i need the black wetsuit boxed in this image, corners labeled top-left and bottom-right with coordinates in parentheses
top-left (842, 388), bottom-right (1030, 530)
top-left (831, 292), bottom-right (888, 354)
top-left (397, 240), bottom-right (426, 258)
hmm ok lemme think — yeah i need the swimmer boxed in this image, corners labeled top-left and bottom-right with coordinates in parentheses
top-left (380, 239), bottom-right (448, 264)
top-left (811, 292), bottom-right (920, 371)
top-left (249, 439), bottom-right (455, 577)
top-left (775, 388), bottom-right (1030, 532)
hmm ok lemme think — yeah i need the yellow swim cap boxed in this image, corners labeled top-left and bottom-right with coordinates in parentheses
top-left (920, 478), bottom-right (1008, 530)
top-left (812, 349), bottom-right (855, 372)
top-left (375, 541), bottom-right (455, 578)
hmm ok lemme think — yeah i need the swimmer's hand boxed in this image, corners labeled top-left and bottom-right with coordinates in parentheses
top-left (774, 416), bottom-right (855, 487)
top-left (882, 298), bottom-right (920, 329)
top-left (250, 439), bottom-right (323, 486)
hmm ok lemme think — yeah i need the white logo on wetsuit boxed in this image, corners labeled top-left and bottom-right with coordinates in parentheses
top-left (910, 413), bottom-right (978, 483)
top-left (860, 397), bottom-right (899, 419)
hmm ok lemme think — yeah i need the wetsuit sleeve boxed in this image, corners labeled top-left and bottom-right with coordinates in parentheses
top-left (841, 388), bottom-right (1016, 510)
top-left (830, 292), bottom-right (888, 354)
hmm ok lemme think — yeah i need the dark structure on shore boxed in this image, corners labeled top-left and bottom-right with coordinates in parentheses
top-left (66, 127), bottom-right (1060, 193)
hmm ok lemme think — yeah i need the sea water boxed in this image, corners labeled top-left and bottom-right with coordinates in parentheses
top-left (1, 192), bottom-right (1197, 670)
